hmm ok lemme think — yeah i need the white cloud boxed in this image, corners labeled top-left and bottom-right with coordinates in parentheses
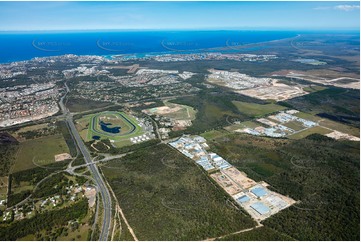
top-left (313, 6), bottom-right (331, 10)
top-left (313, 4), bottom-right (360, 11)
top-left (334, 5), bottom-right (360, 11)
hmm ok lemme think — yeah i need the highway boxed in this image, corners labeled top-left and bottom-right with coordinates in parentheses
top-left (66, 116), bottom-right (112, 240)
top-left (61, 83), bottom-right (112, 241)
top-left (51, 84), bottom-right (196, 241)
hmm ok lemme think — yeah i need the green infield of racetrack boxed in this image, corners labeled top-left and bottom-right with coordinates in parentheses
top-left (86, 111), bottom-right (144, 146)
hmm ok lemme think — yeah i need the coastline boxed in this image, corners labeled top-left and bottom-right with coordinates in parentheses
top-left (0, 30), bottom-right (301, 64)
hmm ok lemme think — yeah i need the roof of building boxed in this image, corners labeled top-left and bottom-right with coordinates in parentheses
top-left (250, 202), bottom-right (271, 215)
top-left (237, 195), bottom-right (250, 203)
top-left (266, 195), bottom-right (288, 209)
top-left (251, 186), bottom-right (268, 197)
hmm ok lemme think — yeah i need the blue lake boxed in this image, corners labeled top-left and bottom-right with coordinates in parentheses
top-left (99, 121), bottom-right (121, 134)
top-left (92, 135), bottom-right (101, 140)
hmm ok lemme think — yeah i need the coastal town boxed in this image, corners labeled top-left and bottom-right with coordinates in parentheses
top-left (0, 51), bottom-right (286, 129)
top-left (0, 82), bottom-right (61, 127)
top-left (112, 52), bottom-right (278, 62)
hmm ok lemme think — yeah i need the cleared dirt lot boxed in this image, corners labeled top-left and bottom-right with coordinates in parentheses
top-left (238, 80), bottom-right (308, 101)
top-left (210, 172), bottom-right (242, 195)
top-left (221, 167), bottom-right (257, 189)
top-left (325, 130), bottom-right (360, 141)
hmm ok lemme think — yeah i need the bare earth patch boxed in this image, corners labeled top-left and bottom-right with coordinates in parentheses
top-left (54, 153), bottom-right (72, 162)
top-left (325, 130), bottom-right (360, 141)
top-left (83, 186), bottom-right (97, 208)
top-left (238, 80), bottom-right (307, 101)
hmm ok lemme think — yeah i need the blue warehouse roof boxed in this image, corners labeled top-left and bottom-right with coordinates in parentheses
top-left (251, 186), bottom-right (268, 197)
top-left (251, 202), bottom-right (270, 215)
top-left (237, 195), bottom-right (250, 203)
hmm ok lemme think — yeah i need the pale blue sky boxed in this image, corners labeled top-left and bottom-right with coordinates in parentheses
top-left (0, 1), bottom-right (359, 31)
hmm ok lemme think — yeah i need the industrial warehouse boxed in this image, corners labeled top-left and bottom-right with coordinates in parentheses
top-left (169, 135), bottom-right (296, 221)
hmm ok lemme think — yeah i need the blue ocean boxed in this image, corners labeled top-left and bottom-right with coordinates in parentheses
top-left (0, 30), bottom-right (343, 64)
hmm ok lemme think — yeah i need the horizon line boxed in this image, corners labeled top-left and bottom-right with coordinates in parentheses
top-left (0, 27), bottom-right (360, 32)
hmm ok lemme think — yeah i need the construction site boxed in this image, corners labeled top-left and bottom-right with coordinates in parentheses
top-left (169, 135), bottom-right (296, 221)
top-left (143, 101), bottom-right (196, 138)
top-left (206, 69), bottom-right (308, 101)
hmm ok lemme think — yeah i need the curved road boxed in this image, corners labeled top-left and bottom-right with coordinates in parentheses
top-left (61, 82), bottom-right (112, 241)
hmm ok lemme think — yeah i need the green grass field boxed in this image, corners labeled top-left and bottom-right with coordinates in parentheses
top-left (318, 119), bottom-right (360, 137)
top-left (101, 144), bottom-right (256, 240)
top-left (287, 126), bottom-right (332, 139)
top-left (76, 111), bottom-right (145, 148)
top-left (283, 111), bottom-right (360, 137)
top-left (10, 123), bottom-right (49, 140)
top-left (11, 134), bottom-right (70, 173)
top-left (293, 111), bottom-right (322, 122)
top-left (201, 129), bottom-right (229, 140)
top-left (282, 120), bottom-right (307, 131)
top-left (75, 116), bottom-right (91, 141)
top-left (66, 97), bottom-right (112, 113)
top-left (302, 85), bottom-right (327, 93)
top-left (204, 103), bottom-right (236, 120)
top-left (232, 101), bottom-right (286, 117)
